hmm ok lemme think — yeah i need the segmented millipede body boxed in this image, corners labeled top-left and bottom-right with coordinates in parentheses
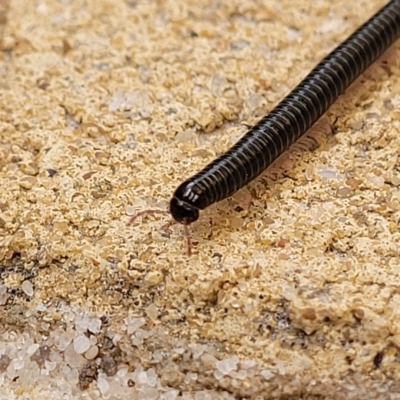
top-left (170, 0), bottom-right (400, 226)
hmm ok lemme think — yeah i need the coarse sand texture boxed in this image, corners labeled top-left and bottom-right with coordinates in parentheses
top-left (0, 1), bottom-right (400, 399)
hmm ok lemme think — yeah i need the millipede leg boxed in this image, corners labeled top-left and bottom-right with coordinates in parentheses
top-left (128, 209), bottom-right (193, 256)
top-left (127, 209), bottom-right (169, 226)
top-left (183, 225), bottom-right (193, 257)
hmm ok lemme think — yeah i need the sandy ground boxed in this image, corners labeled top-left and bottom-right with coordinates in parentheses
top-left (0, 0), bottom-right (400, 399)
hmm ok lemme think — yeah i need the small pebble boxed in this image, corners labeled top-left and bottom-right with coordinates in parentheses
top-left (0, 354), bottom-right (11, 372)
top-left (73, 335), bottom-right (92, 354)
top-left (215, 356), bottom-right (239, 375)
top-left (145, 303), bottom-right (158, 321)
top-left (84, 345), bottom-right (99, 360)
top-left (21, 281), bottom-right (34, 297)
top-left (97, 373), bottom-right (110, 395)
top-left (100, 356), bottom-right (117, 377)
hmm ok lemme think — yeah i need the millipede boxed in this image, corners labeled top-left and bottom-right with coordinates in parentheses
top-left (130, 1), bottom-right (400, 254)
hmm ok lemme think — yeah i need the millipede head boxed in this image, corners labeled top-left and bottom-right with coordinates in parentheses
top-left (169, 197), bottom-right (199, 225)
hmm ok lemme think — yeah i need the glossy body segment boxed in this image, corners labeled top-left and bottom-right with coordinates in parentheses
top-left (170, 0), bottom-right (400, 224)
